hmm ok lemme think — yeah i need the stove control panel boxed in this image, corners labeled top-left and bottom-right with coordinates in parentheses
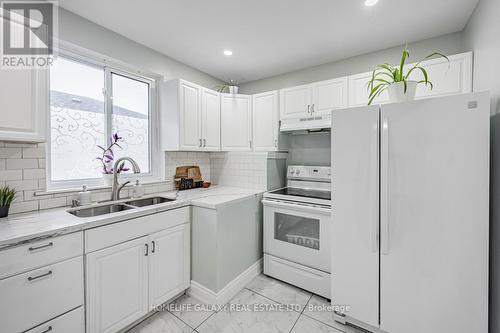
top-left (287, 166), bottom-right (331, 181)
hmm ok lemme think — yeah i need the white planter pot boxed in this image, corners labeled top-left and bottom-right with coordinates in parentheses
top-left (228, 86), bottom-right (239, 94)
top-left (387, 81), bottom-right (418, 104)
top-left (102, 174), bottom-right (114, 186)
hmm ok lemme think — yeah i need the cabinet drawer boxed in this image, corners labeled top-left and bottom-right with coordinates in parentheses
top-left (85, 207), bottom-right (190, 252)
top-left (0, 232), bottom-right (83, 279)
top-left (0, 256), bottom-right (84, 333)
top-left (26, 306), bottom-right (84, 333)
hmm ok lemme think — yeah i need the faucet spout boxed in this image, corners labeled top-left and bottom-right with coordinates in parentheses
top-left (111, 157), bottom-right (141, 201)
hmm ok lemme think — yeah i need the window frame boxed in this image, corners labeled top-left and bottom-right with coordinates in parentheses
top-left (46, 46), bottom-right (163, 190)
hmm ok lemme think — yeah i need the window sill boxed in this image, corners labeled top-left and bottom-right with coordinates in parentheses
top-left (36, 179), bottom-right (173, 196)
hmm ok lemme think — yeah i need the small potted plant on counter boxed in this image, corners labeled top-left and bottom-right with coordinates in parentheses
top-left (0, 186), bottom-right (16, 218)
top-left (367, 46), bottom-right (449, 105)
top-left (96, 133), bottom-right (130, 186)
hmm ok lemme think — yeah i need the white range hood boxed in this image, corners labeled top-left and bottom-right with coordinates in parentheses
top-left (280, 114), bottom-right (331, 132)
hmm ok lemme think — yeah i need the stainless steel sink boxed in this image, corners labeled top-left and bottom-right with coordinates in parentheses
top-left (68, 203), bottom-right (135, 218)
top-left (125, 197), bottom-right (174, 207)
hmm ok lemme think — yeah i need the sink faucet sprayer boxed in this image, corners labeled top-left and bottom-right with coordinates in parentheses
top-left (111, 157), bottom-right (141, 201)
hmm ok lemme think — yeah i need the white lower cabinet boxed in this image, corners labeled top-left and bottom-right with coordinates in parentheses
top-left (149, 224), bottom-right (190, 307)
top-left (86, 219), bottom-right (190, 333)
top-left (26, 306), bottom-right (84, 333)
top-left (0, 256), bottom-right (84, 333)
top-left (86, 237), bottom-right (149, 333)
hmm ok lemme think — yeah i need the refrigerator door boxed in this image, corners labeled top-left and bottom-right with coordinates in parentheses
top-left (380, 93), bottom-right (489, 333)
top-left (331, 105), bottom-right (380, 328)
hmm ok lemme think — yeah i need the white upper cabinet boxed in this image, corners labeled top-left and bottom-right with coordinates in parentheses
top-left (310, 77), bottom-right (348, 116)
top-left (280, 84), bottom-right (311, 120)
top-left (348, 52), bottom-right (472, 108)
top-left (253, 91), bottom-right (280, 151)
top-left (201, 88), bottom-right (221, 151)
top-left (0, 68), bottom-right (48, 142)
top-left (221, 93), bottom-right (252, 151)
top-left (161, 79), bottom-right (220, 151)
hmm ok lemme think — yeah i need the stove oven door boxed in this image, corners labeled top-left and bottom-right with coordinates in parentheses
top-left (262, 199), bottom-right (331, 272)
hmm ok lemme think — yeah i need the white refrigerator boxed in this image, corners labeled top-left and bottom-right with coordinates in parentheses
top-left (331, 92), bottom-right (489, 333)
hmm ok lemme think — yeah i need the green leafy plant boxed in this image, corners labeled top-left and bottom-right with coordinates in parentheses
top-left (367, 46), bottom-right (450, 105)
top-left (0, 186), bottom-right (16, 207)
top-left (214, 84), bottom-right (230, 93)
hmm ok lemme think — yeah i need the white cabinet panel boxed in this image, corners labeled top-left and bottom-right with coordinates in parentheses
top-left (0, 68), bottom-right (47, 142)
top-left (221, 94), bottom-right (252, 151)
top-left (253, 91), bottom-right (279, 151)
top-left (280, 84), bottom-right (311, 119)
top-left (86, 237), bottom-right (149, 333)
top-left (348, 72), bottom-right (390, 108)
top-left (179, 80), bottom-right (202, 150)
top-left (26, 306), bottom-right (84, 333)
top-left (311, 77), bottom-right (348, 115)
top-left (149, 224), bottom-right (190, 307)
top-left (0, 256), bottom-right (83, 333)
top-left (201, 88), bottom-right (221, 151)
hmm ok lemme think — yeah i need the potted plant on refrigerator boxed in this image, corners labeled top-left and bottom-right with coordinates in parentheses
top-left (367, 46), bottom-right (449, 105)
top-left (0, 186), bottom-right (16, 218)
top-left (96, 133), bottom-right (130, 186)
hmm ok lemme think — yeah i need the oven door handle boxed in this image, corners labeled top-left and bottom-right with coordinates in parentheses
top-left (262, 199), bottom-right (331, 214)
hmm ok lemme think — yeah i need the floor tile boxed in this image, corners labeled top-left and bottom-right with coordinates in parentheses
top-left (245, 274), bottom-right (312, 310)
top-left (197, 288), bottom-right (300, 333)
top-left (126, 311), bottom-right (193, 333)
top-left (291, 315), bottom-right (343, 333)
top-left (168, 294), bottom-right (216, 329)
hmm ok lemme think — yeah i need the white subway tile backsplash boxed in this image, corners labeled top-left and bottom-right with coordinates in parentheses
top-left (22, 147), bottom-right (45, 158)
top-left (6, 179), bottom-right (39, 191)
top-left (23, 169), bottom-right (46, 180)
top-left (0, 170), bottom-right (23, 181)
top-left (39, 197), bottom-right (67, 210)
top-left (0, 148), bottom-right (22, 159)
top-left (9, 201), bottom-right (38, 214)
top-left (6, 158), bottom-right (38, 170)
top-left (0, 159), bottom-right (5, 170)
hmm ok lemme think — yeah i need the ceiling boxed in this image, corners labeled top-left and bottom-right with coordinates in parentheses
top-left (57, 0), bottom-right (478, 83)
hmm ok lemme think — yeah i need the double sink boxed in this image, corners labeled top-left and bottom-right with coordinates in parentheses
top-left (68, 196), bottom-right (174, 218)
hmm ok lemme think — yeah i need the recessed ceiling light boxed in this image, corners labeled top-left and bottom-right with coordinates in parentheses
top-left (365, 0), bottom-right (378, 6)
top-left (223, 50), bottom-right (233, 56)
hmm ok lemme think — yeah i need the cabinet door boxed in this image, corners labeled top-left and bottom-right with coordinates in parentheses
top-left (348, 72), bottom-right (390, 108)
top-left (280, 84), bottom-right (311, 119)
top-left (253, 91), bottom-right (279, 151)
top-left (148, 224), bottom-right (190, 308)
top-left (0, 68), bottom-right (47, 142)
top-left (86, 237), bottom-right (149, 333)
top-left (179, 80), bottom-right (201, 150)
top-left (201, 88), bottom-right (221, 151)
top-left (221, 94), bottom-right (252, 151)
top-left (311, 77), bottom-right (348, 115)
top-left (409, 52), bottom-right (472, 99)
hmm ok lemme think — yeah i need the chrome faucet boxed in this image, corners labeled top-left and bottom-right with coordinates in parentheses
top-left (111, 157), bottom-right (141, 201)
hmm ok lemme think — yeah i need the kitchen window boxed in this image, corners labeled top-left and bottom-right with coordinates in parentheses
top-left (48, 51), bottom-right (160, 189)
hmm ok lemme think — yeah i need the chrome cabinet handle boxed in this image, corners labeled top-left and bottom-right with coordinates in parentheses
top-left (203, 139), bottom-right (206, 147)
top-left (39, 326), bottom-right (52, 333)
top-left (274, 139), bottom-right (278, 148)
top-left (29, 242), bottom-right (53, 251)
top-left (151, 241), bottom-right (156, 253)
top-left (28, 270), bottom-right (52, 281)
top-left (144, 243), bottom-right (149, 256)
top-left (307, 105), bottom-right (310, 114)
top-left (311, 104), bottom-right (315, 113)
top-left (199, 139), bottom-right (202, 147)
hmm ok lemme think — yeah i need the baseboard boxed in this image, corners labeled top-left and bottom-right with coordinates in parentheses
top-left (188, 258), bottom-right (262, 304)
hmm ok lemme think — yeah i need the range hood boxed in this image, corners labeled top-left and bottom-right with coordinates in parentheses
top-left (280, 114), bottom-right (332, 132)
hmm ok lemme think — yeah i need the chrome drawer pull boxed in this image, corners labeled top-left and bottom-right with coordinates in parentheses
top-left (29, 242), bottom-right (54, 251)
top-left (40, 326), bottom-right (52, 333)
top-left (28, 270), bottom-right (53, 281)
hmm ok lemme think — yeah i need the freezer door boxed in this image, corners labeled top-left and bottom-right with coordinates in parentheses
top-left (331, 105), bottom-right (380, 328)
top-left (380, 93), bottom-right (489, 333)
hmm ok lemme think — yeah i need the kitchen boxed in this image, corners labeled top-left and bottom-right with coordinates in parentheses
top-left (0, 0), bottom-right (498, 333)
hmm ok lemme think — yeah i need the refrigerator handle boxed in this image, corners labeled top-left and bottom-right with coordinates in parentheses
top-left (381, 117), bottom-right (389, 255)
top-left (371, 121), bottom-right (379, 253)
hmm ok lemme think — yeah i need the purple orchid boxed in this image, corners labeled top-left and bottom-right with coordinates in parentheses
top-left (96, 133), bottom-right (130, 174)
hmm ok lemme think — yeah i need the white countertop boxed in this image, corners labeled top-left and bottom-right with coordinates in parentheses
top-left (0, 186), bottom-right (263, 249)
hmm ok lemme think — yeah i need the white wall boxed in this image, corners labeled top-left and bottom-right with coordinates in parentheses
top-left (58, 8), bottom-right (224, 88)
top-left (239, 32), bottom-right (465, 94)
top-left (462, 1), bottom-right (500, 332)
